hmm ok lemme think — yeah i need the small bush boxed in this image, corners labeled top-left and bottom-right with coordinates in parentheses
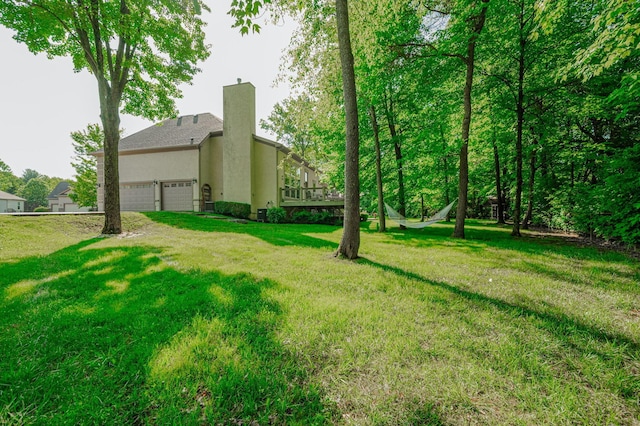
top-left (213, 201), bottom-right (251, 219)
top-left (360, 213), bottom-right (369, 222)
top-left (267, 207), bottom-right (287, 223)
top-left (33, 206), bottom-right (50, 212)
top-left (292, 210), bottom-right (313, 224)
top-left (291, 210), bottom-right (339, 225)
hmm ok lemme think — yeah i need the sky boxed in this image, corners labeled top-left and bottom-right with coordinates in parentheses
top-left (0, 3), bottom-right (296, 180)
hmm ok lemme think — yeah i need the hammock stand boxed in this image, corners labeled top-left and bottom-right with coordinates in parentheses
top-left (384, 200), bottom-right (457, 229)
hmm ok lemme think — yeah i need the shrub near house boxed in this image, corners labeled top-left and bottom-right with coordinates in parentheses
top-left (214, 201), bottom-right (251, 219)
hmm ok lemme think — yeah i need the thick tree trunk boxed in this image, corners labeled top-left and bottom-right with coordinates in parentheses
top-left (335, 0), bottom-right (360, 259)
top-left (369, 105), bottom-right (386, 232)
top-left (452, 0), bottom-right (489, 239)
top-left (98, 79), bottom-right (122, 235)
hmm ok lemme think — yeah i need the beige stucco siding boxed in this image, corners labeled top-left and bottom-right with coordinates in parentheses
top-left (252, 138), bottom-right (278, 213)
top-left (119, 149), bottom-right (199, 182)
top-left (222, 83), bottom-right (255, 205)
top-left (200, 135), bottom-right (224, 202)
top-left (97, 148), bottom-right (199, 211)
top-left (276, 150), bottom-right (288, 206)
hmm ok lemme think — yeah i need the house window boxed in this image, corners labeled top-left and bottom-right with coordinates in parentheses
top-left (284, 162), bottom-right (300, 199)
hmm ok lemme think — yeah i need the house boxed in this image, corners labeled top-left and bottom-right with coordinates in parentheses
top-left (0, 190), bottom-right (25, 213)
top-left (47, 181), bottom-right (91, 212)
top-left (95, 81), bottom-right (343, 219)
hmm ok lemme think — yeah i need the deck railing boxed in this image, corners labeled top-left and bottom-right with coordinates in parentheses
top-left (280, 186), bottom-right (344, 204)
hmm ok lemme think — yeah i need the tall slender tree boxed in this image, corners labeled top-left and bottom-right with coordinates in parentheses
top-left (334, 0), bottom-right (360, 258)
top-left (452, 0), bottom-right (490, 238)
top-left (369, 105), bottom-right (386, 232)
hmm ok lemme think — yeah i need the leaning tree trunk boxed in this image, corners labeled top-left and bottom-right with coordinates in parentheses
top-left (335, 0), bottom-right (360, 259)
top-left (452, 0), bottom-right (489, 239)
top-left (99, 79), bottom-right (123, 235)
top-left (369, 105), bottom-right (386, 232)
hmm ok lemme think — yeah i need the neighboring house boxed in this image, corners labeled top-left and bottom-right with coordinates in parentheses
top-left (94, 81), bottom-right (343, 219)
top-left (0, 190), bottom-right (25, 213)
top-left (48, 181), bottom-right (91, 212)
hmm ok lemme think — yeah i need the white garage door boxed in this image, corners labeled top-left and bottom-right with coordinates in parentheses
top-left (120, 182), bottom-right (155, 211)
top-left (162, 181), bottom-right (192, 211)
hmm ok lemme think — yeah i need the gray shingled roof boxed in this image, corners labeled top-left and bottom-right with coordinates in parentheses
top-left (0, 189), bottom-right (26, 201)
top-left (48, 181), bottom-right (71, 199)
top-left (119, 113), bottom-right (223, 151)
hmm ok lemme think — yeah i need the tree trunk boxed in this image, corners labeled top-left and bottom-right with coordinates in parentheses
top-left (511, 2), bottom-right (526, 237)
top-left (452, 0), bottom-right (489, 239)
top-left (369, 105), bottom-right (386, 232)
top-left (492, 134), bottom-right (505, 224)
top-left (335, 0), bottom-right (360, 259)
top-left (98, 78), bottom-right (122, 235)
top-left (522, 134), bottom-right (537, 229)
top-left (488, 88), bottom-right (505, 224)
top-left (441, 126), bottom-right (452, 222)
top-left (383, 91), bottom-right (406, 223)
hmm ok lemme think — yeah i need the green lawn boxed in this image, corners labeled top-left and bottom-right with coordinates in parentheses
top-left (1, 213), bottom-right (638, 424)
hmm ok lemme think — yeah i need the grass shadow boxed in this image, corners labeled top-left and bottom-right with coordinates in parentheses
top-left (357, 257), bottom-right (640, 403)
top-left (0, 240), bottom-right (333, 424)
top-left (367, 219), bottom-right (639, 291)
top-left (366, 220), bottom-right (516, 254)
top-left (144, 212), bottom-right (339, 250)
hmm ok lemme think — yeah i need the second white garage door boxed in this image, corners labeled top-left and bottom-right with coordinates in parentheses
top-left (162, 181), bottom-right (193, 211)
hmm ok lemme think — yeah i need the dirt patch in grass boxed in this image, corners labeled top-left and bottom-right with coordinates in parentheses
top-left (524, 225), bottom-right (640, 259)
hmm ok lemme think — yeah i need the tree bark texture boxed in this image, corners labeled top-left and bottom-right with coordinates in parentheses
top-left (492, 135), bottom-right (505, 224)
top-left (335, 0), bottom-right (360, 259)
top-left (383, 93), bottom-right (406, 221)
top-left (369, 105), bottom-right (386, 232)
top-left (452, 0), bottom-right (489, 239)
top-left (441, 127), bottom-right (452, 222)
top-left (511, 3), bottom-right (527, 237)
top-left (522, 135), bottom-right (537, 229)
top-left (98, 78), bottom-right (123, 234)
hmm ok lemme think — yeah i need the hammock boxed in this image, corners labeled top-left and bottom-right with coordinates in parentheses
top-left (385, 200), bottom-right (456, 229)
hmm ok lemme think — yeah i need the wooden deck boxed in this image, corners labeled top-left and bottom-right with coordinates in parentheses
top-left (280, 187), bottom-right (344, 207)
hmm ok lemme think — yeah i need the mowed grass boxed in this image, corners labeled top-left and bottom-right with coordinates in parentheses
top-left (1, 213), bottom-right (638, 425)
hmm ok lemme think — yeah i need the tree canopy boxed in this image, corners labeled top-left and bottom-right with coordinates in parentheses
top-left (0, 0), bottom-right (210, 233)
top-left (260, 0), bottom-right (639, 245)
